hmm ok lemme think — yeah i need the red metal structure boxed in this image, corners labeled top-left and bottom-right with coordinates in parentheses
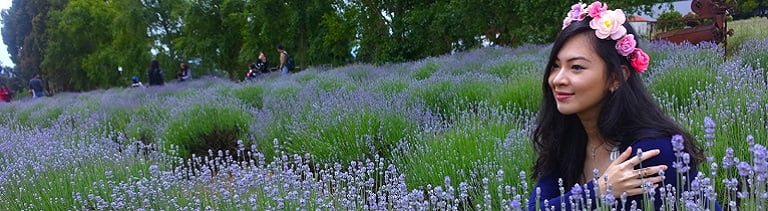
top-left (652, 0), bottom-right (734, 46)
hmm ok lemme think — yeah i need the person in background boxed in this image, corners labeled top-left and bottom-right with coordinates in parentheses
top-left (0, 84), bottom-right (11, 102)
top-left (28, 74), bottom-right (45, 98)
top-left (177, 62), bottom-right (191, 82)
top-left (147, 59), bottom-right (164, 86)
top-left (131, 76), bottom-right (145, 88)
top-left (277, 44), bottom-right (289, 75)
top-left (246, 63), bottom-right (258, 81)
top-left (256, 51), bottom-right (268, 73)
top-left (246, 52), bottom-right (269, 81)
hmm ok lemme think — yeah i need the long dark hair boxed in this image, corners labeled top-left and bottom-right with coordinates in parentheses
top-left (531, 17), bottom-right (704, 188)
top-left (150, 59), bottom-right (160, 69)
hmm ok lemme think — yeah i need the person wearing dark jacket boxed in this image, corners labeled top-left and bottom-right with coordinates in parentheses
top-left (28, 74), bottom-right (45, 98)
top-left (147, 59), bottom-right (164, 86)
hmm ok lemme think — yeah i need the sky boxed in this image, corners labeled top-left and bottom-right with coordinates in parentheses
top-left (641, 0), bottom-right (693, 21)
top-left (1, 0), bottom-right (11, 67)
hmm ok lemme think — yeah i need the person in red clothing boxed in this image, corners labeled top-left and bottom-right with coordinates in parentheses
top-left (0, 84), bottom-right (11, 102)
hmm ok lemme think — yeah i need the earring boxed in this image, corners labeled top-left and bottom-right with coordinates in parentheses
top-left (609, 87), bottom-right (616, 93)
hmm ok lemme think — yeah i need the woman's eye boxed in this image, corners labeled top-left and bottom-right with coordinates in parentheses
top-left (572, 65), bottom-right (585, 70)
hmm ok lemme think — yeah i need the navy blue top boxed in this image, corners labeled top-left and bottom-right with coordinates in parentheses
top-left (527, 136), bottom-right (721, 210)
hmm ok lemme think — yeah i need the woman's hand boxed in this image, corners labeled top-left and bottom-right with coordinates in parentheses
top-left (597, 146), bottom-right (668, 197)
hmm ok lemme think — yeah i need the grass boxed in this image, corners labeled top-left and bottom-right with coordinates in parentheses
top-left (727, 17), bottom-right (768, 56)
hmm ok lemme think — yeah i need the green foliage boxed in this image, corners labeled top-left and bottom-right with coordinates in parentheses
top-left (649, 65), bottom-right (718, 110)
top-left (0, 159), bottom-right (154, 210)
top-left (4, 0), bottom-right (682, 93)
top-left (656, 11), bottom-right (685, 31)
top-left (396, 107), bottom-right (533, 208)
top-left (284, 107), bottom-right (418, 165)
top-left (491, 74), bottom-right (542, 112)
top-left (488, 60), bottom-right (539, 79)
top-left (412, 62), bottom-right (440, 80)
top-left (372, 79), bottom-right (411, 95)
top-left (163, 104), bottom-right (252, 158)
top-left (231, 84), bottom-right (266, 109)
top-left (727, 17), bottom-right (768, 56)
top-left (727, 0), bottom-right (768, 17)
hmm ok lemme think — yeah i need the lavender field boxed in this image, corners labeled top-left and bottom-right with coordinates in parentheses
top-left (2, 21), bottom-right (768, 210)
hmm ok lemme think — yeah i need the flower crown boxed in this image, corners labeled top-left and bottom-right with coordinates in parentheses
top-left (562, 1), bottom-right (649, 73)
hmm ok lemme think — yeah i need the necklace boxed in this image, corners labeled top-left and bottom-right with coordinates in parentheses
top-left (590, 143), bottom-right (605, 160)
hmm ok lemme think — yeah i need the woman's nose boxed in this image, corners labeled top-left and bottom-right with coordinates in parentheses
top-left (550, 70), bottom-right (568, 86)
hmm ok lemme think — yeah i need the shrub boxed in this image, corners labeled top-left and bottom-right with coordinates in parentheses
top-left (163, 104), bottom-right (252, 158)
top-left (412, 62), bottom-right (440, 80)
top-left (231, 84), bottom-right (266, 109)
top-left (491, 73), bottom-right (541, 112)
top-left (487, 60), bottom-right (539, 80)
top-left (648, 65), bottom-right (718, 110)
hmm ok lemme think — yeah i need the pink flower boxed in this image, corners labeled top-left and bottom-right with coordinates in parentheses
top-left (587, 1), bottom-right (608, 18)
top-left (589, 9), bottom-right (627, 40)
top-left (563, 17), bottom-right (572, 29)
top-left (615, 34), bottom-right (636, 56)
top-left (567, 3), bottom-right (588, 21)
top-left (629, 48), bottom-right (650, 72)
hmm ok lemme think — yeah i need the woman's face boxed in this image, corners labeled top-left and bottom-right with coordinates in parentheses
top-left (548, 32), bottom-right (612, 118)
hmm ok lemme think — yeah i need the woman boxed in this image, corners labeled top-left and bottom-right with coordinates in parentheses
top-left (147, 59), bottom-right (164, 86)
top-left (527, 2), bottom-right (718, 210)
top-left (177, 62), bottom-right (191, 82)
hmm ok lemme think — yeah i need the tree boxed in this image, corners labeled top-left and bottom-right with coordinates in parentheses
top-left (141, 0), bottom-right (187, 76)
top-left (42, 0), bottom-right (152, 91)
top-left (727, 0), bottom-right (768, 18)
top-left (1, 0), bottom-right (67, 92)
top-left (174, 0), bottom-right (248, 79)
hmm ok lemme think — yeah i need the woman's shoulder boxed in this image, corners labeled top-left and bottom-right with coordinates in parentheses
top-left (628, 136), bottom-right (674, 152)
top-left (625, 135), bottom-right (680, 165)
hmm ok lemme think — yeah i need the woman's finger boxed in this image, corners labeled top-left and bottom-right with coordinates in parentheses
top-left (622, 149), bottom-right (661, 168)
top-left (611, 146), bottom-right (634, 165)
top-left (634, 165), bottom-right (668, 179)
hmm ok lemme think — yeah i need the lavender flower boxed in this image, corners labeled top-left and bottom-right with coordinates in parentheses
top-left (722, 147), bottom-right (735, 169)
top-left (703, 116), bottom-right (715, 140)
top-left (737, 162), bottom-right (752, 177)
top-left (570, 184), bottom-right (583, 196)
top-left (671, 135), bottom-right (685, 152)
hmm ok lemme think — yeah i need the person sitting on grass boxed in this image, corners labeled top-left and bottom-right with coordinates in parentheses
top-left (131, 76), bottom-right (145, 88)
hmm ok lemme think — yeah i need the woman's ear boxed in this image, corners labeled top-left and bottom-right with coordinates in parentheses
top-left (610, 65), bottom-right (631, 90)
top-left (620, 65), bottom-right (631, 81)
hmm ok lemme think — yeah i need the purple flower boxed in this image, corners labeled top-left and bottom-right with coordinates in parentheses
top-left (703, 116), bottom-right (715, 140)
top-left (510, 198), bottom-right (522, 209)
top-left (723, 148), bottom-right (735, 168)
top-left (671, 135), bottom-right (685, 152)
top-left (737, 162), bottom-right (751, 177)
top-left (682, 152), bottom-right (691, 164)
top-left (603, 192), bottom-right (616, 207)
top-left (570, 184), bottom-right (583, 196)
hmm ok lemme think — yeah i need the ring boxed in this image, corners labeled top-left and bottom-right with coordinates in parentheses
top-left (637, 169), bottom-right (647, 178)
